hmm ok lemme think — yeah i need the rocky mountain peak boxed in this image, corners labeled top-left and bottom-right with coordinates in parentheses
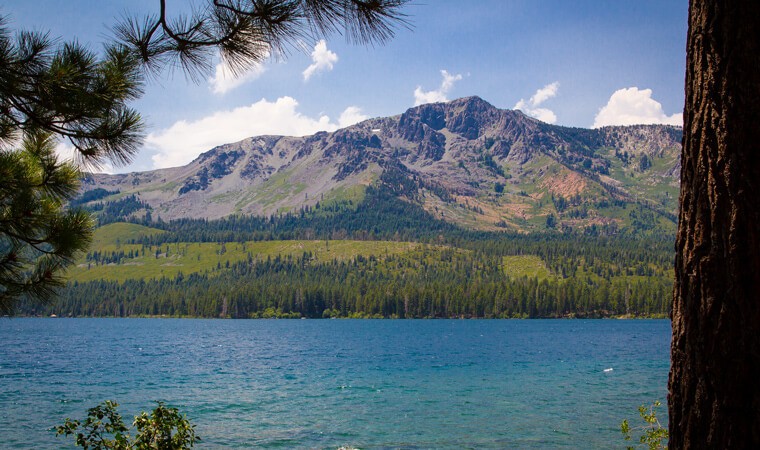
top-left (398, 96), bottom-right (502, 138)
top-left (81, 96), bottom-right (683, 233)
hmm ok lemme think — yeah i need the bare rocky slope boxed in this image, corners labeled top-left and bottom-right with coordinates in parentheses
top-left (82, 96), bottom-right (682, 233)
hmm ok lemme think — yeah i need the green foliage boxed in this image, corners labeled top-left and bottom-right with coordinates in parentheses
top-left (250, 307), bottom-right (302, 319)
top-left (621, 400), bottom-right (668, 450)
top-left (0, 10), bottom-right (142, 312)
top-left (545, 213), bottom-right (557, 229)
top-left (0, 132), bottom-right (93, 314)
top-left (501, 255), bottom-right (553, 280)
top-left (69, 189), bottom-right (120, 208)
top-left (629, 206), bottom-right (657, 231)
top-left (132, 403), bottom-right (198, 450)
top-left (56, 401), bottom-right (129, 450)
top-left (69, 238), bottom-right (425, 283)
top-left (639, 154), bottom-right (652, 171)
top-left (89, 223), bottom-right (165, 248)
top-left (96, 195), bottom-right (152, 225)
top-left (15, 199), bottom-right (676, 319)
top-left (0, 18), bottom-right (144, 165)
top-left (23, 233), bottom-right (673, 319)
top-left (17, 185), bottom-right (676, 319)
top-left (57, 401), bottom-right (198, 450)
top-left (479, 152), bottom-right (505, 177)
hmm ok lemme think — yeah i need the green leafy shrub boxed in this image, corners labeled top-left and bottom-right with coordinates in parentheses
top-left (57, 401), bottom-right (198, 449)
top-left (621, 400), bottom-right (668, 450)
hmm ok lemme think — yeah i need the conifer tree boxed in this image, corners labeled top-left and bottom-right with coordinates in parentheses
top-left (669, 0), bottom-right (760, 446)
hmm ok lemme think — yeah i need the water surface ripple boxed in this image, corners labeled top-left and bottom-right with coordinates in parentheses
top-left (0, 319), bottom-right (670, 448)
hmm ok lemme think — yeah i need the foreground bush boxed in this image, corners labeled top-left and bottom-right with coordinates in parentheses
top-left (56, 401), bottom-right (198, 449)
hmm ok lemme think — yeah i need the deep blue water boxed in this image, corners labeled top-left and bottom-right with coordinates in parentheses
top-left (0, 319), bottom-right (670, 449)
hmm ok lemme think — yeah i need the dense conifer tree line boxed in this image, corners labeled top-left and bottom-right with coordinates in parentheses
top-left (22, 241), bottom-right (672, 319)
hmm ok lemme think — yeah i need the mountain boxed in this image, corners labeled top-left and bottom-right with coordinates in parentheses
top-left (80, 96), bottom-right (682, 234)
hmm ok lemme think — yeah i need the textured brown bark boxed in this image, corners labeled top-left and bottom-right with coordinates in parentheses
top-left (669, 1), bottom-right (760, 448)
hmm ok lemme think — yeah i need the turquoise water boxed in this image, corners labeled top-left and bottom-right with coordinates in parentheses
top-left (0, 319), bottom-right (670, 448)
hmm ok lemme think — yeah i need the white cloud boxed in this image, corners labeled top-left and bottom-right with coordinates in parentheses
top-left (338, 106), bottom-right (368, 128)
top-left (514, 82), bottom-right (559, 124)
top-left (302, 40), bottom-right (338, 81)
top-left (208, 58), bottom-right (267, 95)
top-left (414, 70), bottom-right (463, 106)
top-left (530, 82), bottom-right (560, 106)
top-left (146, 97), bottom-right (365, 169)
top-left (593, 87), bottom-right (683, 128)
top-left (524, 107), bottom-right (557, 124)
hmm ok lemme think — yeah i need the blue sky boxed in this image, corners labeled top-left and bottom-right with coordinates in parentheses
top-left (3, 0), bottom-right (687, 172)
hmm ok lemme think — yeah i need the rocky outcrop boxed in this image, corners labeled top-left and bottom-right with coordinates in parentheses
top-left (80, 96), bottom-right (683, 229)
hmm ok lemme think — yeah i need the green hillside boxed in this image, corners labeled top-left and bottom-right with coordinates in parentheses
top-left (75, 223), bottom-right (559, 284)
top-left (90, 222), bottom-right (165, 247)
top-left (29, 220), bottom-right (675, 320)
top-left (71, 235), bottom-right (473, 283)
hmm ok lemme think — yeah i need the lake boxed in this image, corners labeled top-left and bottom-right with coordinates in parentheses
top-left (0, 319), bottom-right (670, 448)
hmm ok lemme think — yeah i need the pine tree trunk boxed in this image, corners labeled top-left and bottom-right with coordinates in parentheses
top-left (669, 1), bottom-right (760, 447)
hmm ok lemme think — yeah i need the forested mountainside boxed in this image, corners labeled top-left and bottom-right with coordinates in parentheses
top-left (24, 97), bottom-right (680, 319)
top-left (21, 206), bottom-right (674, 319)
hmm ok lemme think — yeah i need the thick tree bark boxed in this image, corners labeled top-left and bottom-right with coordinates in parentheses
top-left (669, 1), bottom-right (760, 448)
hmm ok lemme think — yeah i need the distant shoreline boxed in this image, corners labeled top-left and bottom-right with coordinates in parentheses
top-left (12, 314), bottom-right (670, 320)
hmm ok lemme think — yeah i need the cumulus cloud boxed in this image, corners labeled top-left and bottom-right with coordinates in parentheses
top-left (593, 87), bottom-right (683, 128)
top-left (146, 97), bottom-right (364, 169)
top-left (514, 82), bottom-right (559, 124)
top-left (208, 58), bottom-right (267, 94)
top-left (414, 70), bottom-right (463, 106)
top-left (302, 40), bottom-right (338, 81)
top-left (338, 106), bottom-right (368, 128)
